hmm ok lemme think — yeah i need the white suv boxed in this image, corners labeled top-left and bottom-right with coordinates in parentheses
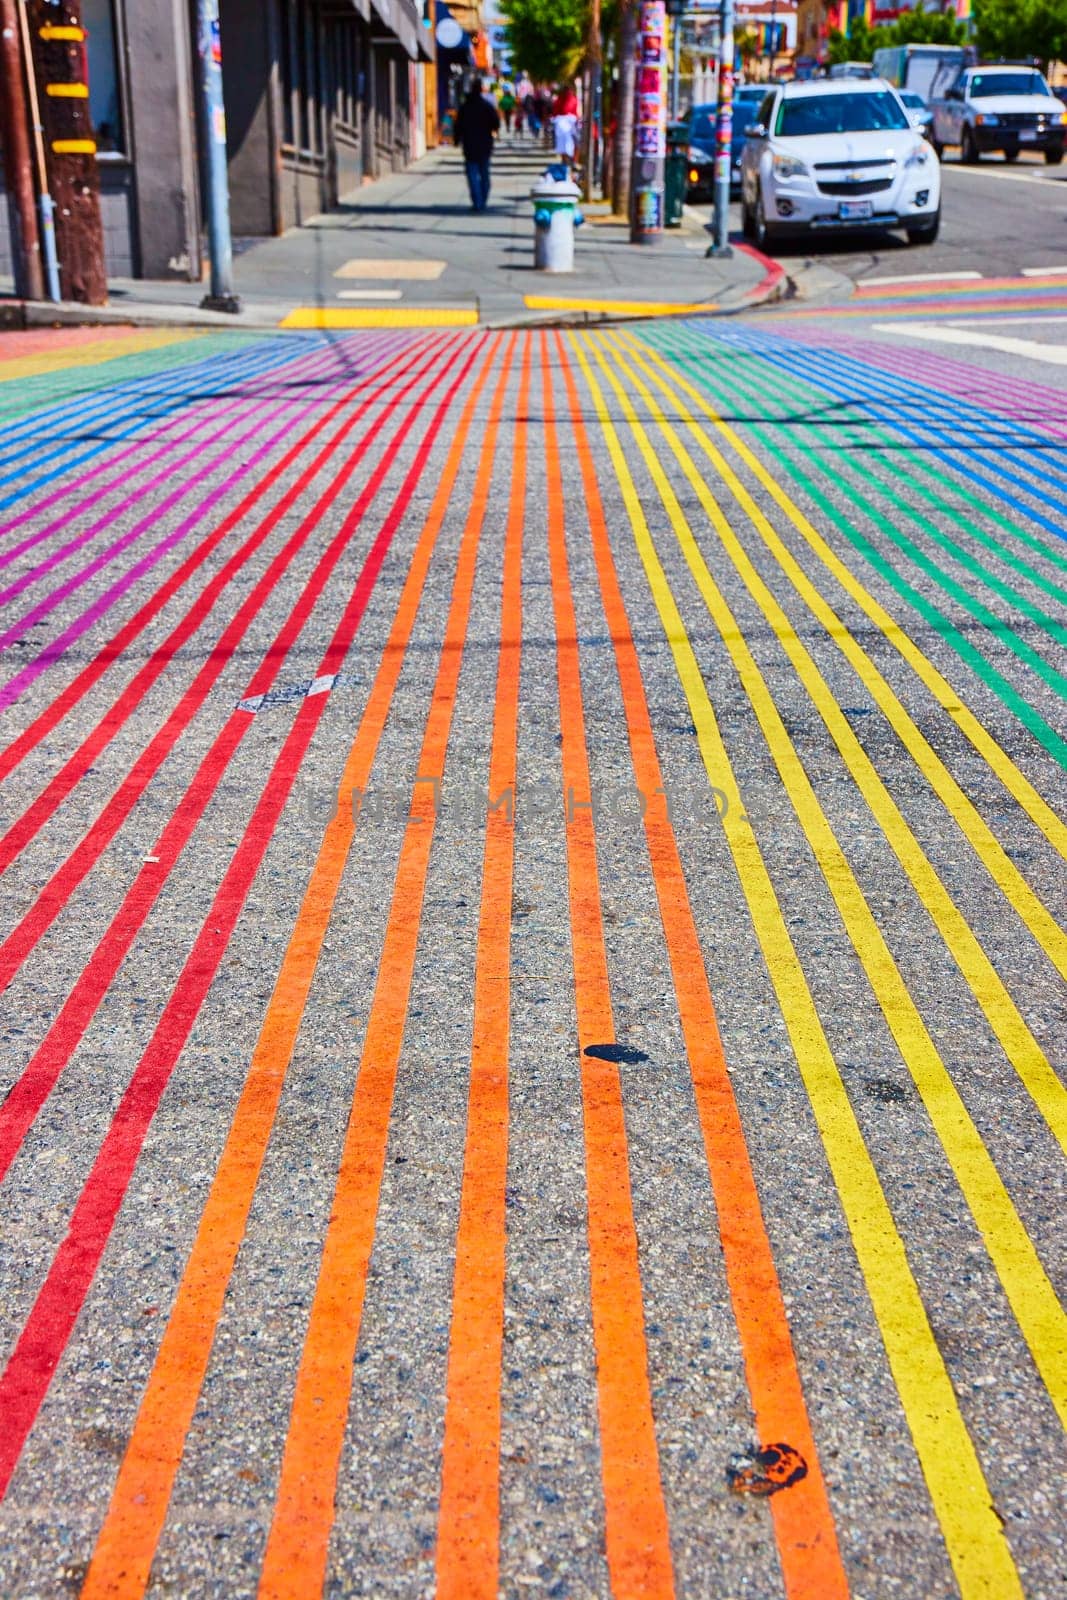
top-left (740, 79), bottom-right (941, 252)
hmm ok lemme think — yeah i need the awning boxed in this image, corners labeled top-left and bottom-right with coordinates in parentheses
top-left (369, 0), bottom-right (432, 58)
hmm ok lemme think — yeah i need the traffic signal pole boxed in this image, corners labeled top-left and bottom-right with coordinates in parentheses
top-left (0, 0), bottom-right (44, 300)
top-left (195, 0), bottom-right (240, 313)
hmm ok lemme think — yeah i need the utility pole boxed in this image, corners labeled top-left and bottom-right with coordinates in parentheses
top-left (708, 0), bottom-right (734, 256)
top-left (0, 0), bottom-right (44, 300)
top-left (194, 0), bottom-right (240, 313)
top-left (630, 0), bottom-right (667, 243)
top-left (26, 1), bottom-right (107, 304)
top-left (581, 0), bottom-right (602, 197)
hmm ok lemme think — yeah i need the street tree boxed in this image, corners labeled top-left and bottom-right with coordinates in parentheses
top-left (974, 0), bottom-right (1067, 73)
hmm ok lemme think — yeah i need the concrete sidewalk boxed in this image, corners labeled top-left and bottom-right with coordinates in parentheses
top-left (1, 143), bottom-right (781, 331)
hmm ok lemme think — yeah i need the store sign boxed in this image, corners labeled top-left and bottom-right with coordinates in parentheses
top-left (435, 16), bottom-right (464, 48)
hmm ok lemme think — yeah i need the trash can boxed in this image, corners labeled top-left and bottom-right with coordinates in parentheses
top-left (665, 127), bottom-right (687, 228)
top-left (531, 172), bottom-right (583, 272)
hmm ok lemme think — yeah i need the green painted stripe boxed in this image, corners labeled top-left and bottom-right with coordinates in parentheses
top-left (0, 334), bottom-right (265, 425)
top-left (643, 323), bottom-right (1067, 771)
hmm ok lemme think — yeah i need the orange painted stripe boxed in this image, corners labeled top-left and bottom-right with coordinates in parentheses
top-left (555, 333), bottom-right (849, 1598)
top-left (256, 334), bottom-right (519, 1600)
top-left (541, 334), bottom-right (676, 1599)
top-left (434, 343), bottom-right (530, 1598)
top-left (79, 332), bottom-right (504, 1600)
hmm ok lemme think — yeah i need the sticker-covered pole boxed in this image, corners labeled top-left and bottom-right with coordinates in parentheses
top-left (630, 0), bottom-right (667, 244)
top-left (708, 0), bottom-right (734, 256)
top-left (195, 0), bottom-right (240, 312)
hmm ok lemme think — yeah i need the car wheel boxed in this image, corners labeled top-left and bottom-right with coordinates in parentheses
top-left (1004, 146), bottom-right (1019, 162)
top-left (906, 209), bottom-right (940, 245)
top-left (931, 138), bottom-right (944, 161)
top-left (1046, 147), bottom-right (1064, 166)
top-left (961, 126), bottom-right (979, 164)
top-left (753, 184), bottom-right (779, 254)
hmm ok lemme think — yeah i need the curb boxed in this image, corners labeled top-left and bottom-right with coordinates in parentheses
top-left (1, 244), bottom-right (790, 335)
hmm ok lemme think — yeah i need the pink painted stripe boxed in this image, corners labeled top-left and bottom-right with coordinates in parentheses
top-left (0, 341), bottom-right (353, 576)
top-left (0, 338), bottom-right (413, 712)
top-left (0, 335), bottom-right (403, 556)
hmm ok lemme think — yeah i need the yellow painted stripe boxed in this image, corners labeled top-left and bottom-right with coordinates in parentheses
top-left (525, 295), bottom-right (719, 317)
top-left (51, 138), bottom-right (96, 154)
top-left (626, 333), bottom-right (1067, 866)
top-left (45, 82), bottom-right (89, 97)
top-left (612, 331), bottom-right (1067, 1153)
top-left (0, 332), bottom-right (201, 385)
top-left (588, 331), bottom-right (1067, 1431)
top-left (280, 307), bottom-right (478, 329)
top-left (569, 331), bottom-right (1024, 1600)
top-left (39, 24), bottom-right (85, 39)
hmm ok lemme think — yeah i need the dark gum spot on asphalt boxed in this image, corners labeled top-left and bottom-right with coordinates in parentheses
top-left (864, 1077), bottom-right (909, 1104)
top-left (583, 1043), bottom-right (650, 1064)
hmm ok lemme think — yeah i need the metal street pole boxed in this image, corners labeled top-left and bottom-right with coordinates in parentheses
top-left (670, 3), bottom-right (682, 120)
top-left (708, 0), bottom-right (734, 256)
top-left (195, 0), bottom-right (240, 313)
top-left (0, 0), bottom-right (44, 300)
top-left (18, 1), bottom-right (63, 301)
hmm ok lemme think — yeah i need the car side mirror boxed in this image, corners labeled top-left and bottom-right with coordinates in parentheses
top-left (745, 122), bottom-right (765, 138)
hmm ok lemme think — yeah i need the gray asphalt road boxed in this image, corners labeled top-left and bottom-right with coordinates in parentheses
top-left (0, 178), bottom-right (1064, 1600)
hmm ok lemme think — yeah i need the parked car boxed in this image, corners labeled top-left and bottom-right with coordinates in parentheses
top-left (827, 62), bottom-right (874, 80)
top-left (678, 88), bottom-right (766, 200)
top-left (899, 89), bottom-right (935, 141)
top-left (740, 78), bottom-right (941, 251)
top-left (930, 64), bottom-right (1066, 163)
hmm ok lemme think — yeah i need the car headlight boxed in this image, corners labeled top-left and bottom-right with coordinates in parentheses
top-left (772, 152), bottom-right (808, 179)
top-left (905, 145), bottom-right (929, 168)
top-left (975, 113), bottom-right (999, 126)
top-left (687, 146), bottom-right (711, 164)
top-left (1056, 111), bottom-right (1067, 124)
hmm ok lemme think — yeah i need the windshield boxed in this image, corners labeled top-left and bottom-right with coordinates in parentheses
top-left (899, 92), bottom-right (925, 109)
top-left (970, 71), bottom-right (1049, 97)
top-left (775, 91), bottom-right (910, 137)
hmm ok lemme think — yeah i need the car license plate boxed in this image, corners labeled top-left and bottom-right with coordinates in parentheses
top-left (1019, 130), bottom-right (1037, 141)
top-left (839, 199), bottom-right (873, 220)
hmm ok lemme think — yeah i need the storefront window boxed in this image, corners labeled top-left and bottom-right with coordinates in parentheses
top-left (83, 0), bottom-right (124, 153)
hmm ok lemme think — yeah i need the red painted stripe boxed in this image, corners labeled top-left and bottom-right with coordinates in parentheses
top-left (0, 332), bottom-right (488, 1501)
top-left (0, 335), bottom-right (458, 993)
top-left (0, 335), bottom-right (418, 792)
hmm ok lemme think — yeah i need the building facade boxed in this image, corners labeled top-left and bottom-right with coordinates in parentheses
top-left (2, 0), bottom-right (433, 285)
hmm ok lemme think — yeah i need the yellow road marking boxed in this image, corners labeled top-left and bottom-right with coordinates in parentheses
top-left (586, 331), bottom-right (1067, 1430)
top-left (524, 295), bottom-right (720, 317)
top-left (570, 331), bottom-right (1025, 1600)
top-left (611, 331), bottom-right (1067, 1153)
top-left (628, 332), bottom-right (1067, 866)
top-left (280, 307), bottom-right (477, 329)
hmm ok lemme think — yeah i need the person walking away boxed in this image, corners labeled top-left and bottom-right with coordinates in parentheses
top-left (552, 85), bottom-right (580, 171)
top-left (500, 82), bottom-right (516, 134)
top-left (454, 79), bottom-right (500, 211)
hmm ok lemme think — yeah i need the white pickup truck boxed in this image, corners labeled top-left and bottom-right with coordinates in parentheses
top-left (930, 64), bottom-right (1066, 164)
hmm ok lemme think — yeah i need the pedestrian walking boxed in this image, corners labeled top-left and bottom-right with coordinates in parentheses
top-left (500, 83), bottom-right (516, 134)
top-left (552, 85), bottom-right (580, 171)
top-left (454, 78), bottom-right (501, 212)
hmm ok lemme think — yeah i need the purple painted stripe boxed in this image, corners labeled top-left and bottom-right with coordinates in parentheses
top-left (0, 335), bottom-right (416, 711)
top-left (792, 328), bottom-right (1067, 436)
top-left (0, 340), bottom-right (378, 572)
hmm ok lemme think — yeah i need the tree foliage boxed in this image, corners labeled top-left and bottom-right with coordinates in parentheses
top-left (828, 7), bottom-right (967, 65)
top-left (501, 0), bottom-right (586, 82)
top-left (974, 0), bottom-right (1067, 71)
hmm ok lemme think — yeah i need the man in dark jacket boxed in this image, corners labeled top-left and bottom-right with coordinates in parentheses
top-left (454, 80), bottom-right (500, 211)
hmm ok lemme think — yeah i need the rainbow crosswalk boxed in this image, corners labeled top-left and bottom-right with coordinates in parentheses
top-left (0, 312), bottom-right (1063, 1598)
